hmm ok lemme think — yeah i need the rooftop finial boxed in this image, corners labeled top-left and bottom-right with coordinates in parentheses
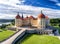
top-left (17, 12), bottom-right (19, 15)
top-left (22, 13), bottom-right (24, 19)
top-left (41, 10), bottom-right (43, 14)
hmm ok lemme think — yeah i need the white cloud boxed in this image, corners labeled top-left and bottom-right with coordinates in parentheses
top-left (0, 0), bottom-right (60, 19)
top-left (50, 0), bottom-right (58, 2)
top-left (0, 13), bottom-right (16, 19)
top-left (0, 0), bottom-right (24, 7)
top-left (56, 3), bottom-right (60, 6)
top-left (50, 0), bottom-right (60, 7)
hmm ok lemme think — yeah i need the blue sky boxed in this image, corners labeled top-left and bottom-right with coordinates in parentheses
top-left (0, 0), bottom-right (60, 19)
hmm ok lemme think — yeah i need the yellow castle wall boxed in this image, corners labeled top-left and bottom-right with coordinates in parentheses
top-left (22, 20), bottom-right (29, 26)
top-left (15, 19), bottom-right (22, 27)
top-left (31, 19), bottom-right (37, 27)
top-left (37, 18), bottom-right (46, 29)
top-left (15, 18), bottom-right (47, 28)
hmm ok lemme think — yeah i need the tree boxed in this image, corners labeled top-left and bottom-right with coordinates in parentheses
top-left (0, 24), bottom-right (7, 29)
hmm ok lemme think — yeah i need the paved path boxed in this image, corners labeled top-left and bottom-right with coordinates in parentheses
top-left (0, 28), bottom-right (26, 44)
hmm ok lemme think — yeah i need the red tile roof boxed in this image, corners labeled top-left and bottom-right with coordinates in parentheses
top-left (45, 16), bottom-right (49, 19)
top-left (16, 15), bottom-right (22, 19)
top-left (24, 16), bottom-right (29, 20)
top-left (29, 16), bottom-right (35, 19)
top-left (38, 13), bottom-right (45, 18)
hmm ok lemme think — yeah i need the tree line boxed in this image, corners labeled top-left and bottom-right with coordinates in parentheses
top-left (50, 18), bottom-right (60, 27)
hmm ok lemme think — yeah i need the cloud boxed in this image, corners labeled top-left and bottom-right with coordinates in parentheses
top-left (50, 0), bottom-right (58, 2)
top-left (0, 0), bottom-right (19, 6)
top-left (50, 0), bottom-right (60, 6)
top-left (56, 3), bottom-right (60, 6)
top-left (1, 5), bottom-right (60, 18)
top-left (0, 13), bottom-right (16, 19)
top-left (0, 0), bottom-right (60, 19)
top-left (0, 0), bottom-right (25, 8)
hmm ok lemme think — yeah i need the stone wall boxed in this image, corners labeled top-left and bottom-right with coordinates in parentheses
top-left (26, 29), bottom-right (36, 33)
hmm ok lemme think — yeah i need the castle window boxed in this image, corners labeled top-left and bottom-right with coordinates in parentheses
top-left (41, 19), bottom-right (42, 25)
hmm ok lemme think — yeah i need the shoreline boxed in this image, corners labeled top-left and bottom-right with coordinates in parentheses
top-left (0, 22), bottom-right (11, 26)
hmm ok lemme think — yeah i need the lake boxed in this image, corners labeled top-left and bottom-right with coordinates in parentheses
top-left (0, 22), bottom-right (11, 26)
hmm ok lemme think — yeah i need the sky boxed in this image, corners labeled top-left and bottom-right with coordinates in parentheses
top-left (0, 0), bottom-right (60, 19)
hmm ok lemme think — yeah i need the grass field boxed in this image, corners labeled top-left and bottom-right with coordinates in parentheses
top-left (17, 34), bottom-right (60, 44)
top-left (0, 29), bottom-right (15, 41)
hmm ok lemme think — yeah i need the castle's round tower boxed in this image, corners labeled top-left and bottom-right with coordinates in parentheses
top-left (15, 13), bottom-right (22, 27)
top-left (45, 16), bottom-right (50, 27)
top-left (37, 11), bottom-right (46, 29)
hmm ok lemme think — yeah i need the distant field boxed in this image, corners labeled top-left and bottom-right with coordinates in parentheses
top-left (17, 34), bottom-right (60, 44)
top-left (0, 29), bottom-right (15, 41)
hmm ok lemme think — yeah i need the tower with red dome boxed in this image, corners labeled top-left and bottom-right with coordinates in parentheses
top-left (37, 10), bottom-right (46, 29)
top-left (45, 16), bottom-right (50, 27)
top-left (15, 12), bottom-right (22, 27)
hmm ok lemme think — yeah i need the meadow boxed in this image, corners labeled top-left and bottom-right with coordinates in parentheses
top-left (0, 29), bottom-right (15, 42)
top-left (17, 34), bottom-right (60, 44)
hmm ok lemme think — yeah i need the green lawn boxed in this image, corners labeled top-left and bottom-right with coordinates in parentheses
top-left (17, 34), bottom-right (60, 44)
top-left (0, 29), bottom-right (15, 41)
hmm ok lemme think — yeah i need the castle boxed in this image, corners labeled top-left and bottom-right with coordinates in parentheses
top-left (15, 11), bottom-right (49, 29)
top-left (15, 11), bottom-right (55, 34)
